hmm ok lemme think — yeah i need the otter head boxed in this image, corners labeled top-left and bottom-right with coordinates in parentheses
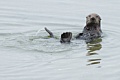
top-left (86, 13), bottom-right (101, 26)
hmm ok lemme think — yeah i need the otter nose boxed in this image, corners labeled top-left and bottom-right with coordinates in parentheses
top-left (91, 17), bottom-right (95, 21)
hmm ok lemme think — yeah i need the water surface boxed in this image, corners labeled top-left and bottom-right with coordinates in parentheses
top-left (0, 0), bottom-right (120, 80)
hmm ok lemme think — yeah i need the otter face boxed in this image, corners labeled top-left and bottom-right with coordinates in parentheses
top-left (86, 13), bottom-right (101, 25)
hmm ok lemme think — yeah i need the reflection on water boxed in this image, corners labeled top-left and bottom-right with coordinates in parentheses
top-left (86, 38), bottom-right (102, 66)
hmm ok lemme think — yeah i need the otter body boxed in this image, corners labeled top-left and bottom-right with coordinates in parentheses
top-left (75, 24), bottom-right (102, 42)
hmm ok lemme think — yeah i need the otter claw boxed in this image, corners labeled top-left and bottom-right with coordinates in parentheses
top-left (60, 32), bottom-right (72, 43)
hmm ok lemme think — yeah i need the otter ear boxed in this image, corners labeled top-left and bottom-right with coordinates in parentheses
top-left (86, 16), bottom-right (88, 18)
top-left (99, 16), bottom-right (102, 20)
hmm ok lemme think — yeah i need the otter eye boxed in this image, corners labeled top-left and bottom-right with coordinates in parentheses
top-left (89, 15), bottom-right (91, 17)
top-left (96, 16), bottom-right (99, 17)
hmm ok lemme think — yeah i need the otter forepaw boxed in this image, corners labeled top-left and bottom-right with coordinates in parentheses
top-left (60, 32), bottom-right (72, 43)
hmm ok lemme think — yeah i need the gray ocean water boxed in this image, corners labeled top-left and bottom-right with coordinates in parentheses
top-left (0, 0), bottom-right (120, 80)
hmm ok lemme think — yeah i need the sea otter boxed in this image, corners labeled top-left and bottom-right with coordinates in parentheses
top-left (45, 13), bottom-right (102, 43)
